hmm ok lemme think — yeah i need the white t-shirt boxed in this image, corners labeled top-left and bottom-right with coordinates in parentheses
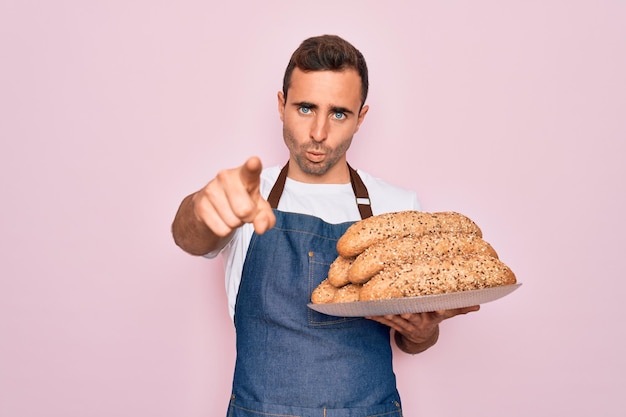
top-left (208, 165), bottom-right (421, 320)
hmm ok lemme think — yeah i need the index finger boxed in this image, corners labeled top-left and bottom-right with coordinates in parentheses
top-left (239, 156), bottom-right (263, 193)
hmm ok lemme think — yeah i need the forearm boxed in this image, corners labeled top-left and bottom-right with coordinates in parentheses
top-left (394, 325), bottom-right (440, 355)
top-left (171, 193), bottom-right (228, 256)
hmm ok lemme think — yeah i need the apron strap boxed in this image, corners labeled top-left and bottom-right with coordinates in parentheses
top-left (348, 163), bottom-right (373, 219)
top-left (266, 163), bottom-right (289, 209)
top-left (266, 162), bottom-right (373, 219)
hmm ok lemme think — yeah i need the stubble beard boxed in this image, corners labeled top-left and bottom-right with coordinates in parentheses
top-left (283, 126), bottom-right (352, 177)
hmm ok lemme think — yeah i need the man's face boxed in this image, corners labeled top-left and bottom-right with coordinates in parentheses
top-left (278, 68), bottom-right (369, 183)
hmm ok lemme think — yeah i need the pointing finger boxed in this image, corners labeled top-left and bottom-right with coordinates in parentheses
top-left (239, 156), bottom-right (263, 193)
top-left (252, 196), bottom-right (277, 234)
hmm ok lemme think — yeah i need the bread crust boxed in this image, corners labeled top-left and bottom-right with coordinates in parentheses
top-left (332, 283), bottom-right (362, 303)
top-left (359, 254), bottom-right (516, 301)
top-left (311, 279), bottom-right (337, 304)
top-left (336, 211), bottom-right (483, 258)
top-left (327, 256), bottom-right (354, 288)
top-left (348, 233), bottom-right (498, 284)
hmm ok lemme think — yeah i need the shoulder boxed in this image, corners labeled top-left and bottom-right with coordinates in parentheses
top-left (357, 169), bottom-right (422, 214)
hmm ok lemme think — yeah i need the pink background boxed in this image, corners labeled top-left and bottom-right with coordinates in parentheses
top-left (1, 1), bottom-right (625, 416)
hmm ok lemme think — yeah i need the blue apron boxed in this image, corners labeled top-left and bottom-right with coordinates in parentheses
top-left (227, 164), bottom-right (403, 417)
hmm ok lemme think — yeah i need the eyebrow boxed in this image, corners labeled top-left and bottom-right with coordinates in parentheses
top-left (293, 101), bottom-right (355, 115)
top-left (330, 106), bottom-right (354, 116)
top-left (293, 101), bottom-right (318, 110)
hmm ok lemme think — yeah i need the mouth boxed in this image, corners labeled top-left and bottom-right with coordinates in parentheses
top-left (306, 150), bottom-right (326, 162)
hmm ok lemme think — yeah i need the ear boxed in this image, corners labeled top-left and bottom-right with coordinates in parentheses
top-left (354, 104), bottom-right (369, 133)
top-left (277, 91), bottom-right (286, 122)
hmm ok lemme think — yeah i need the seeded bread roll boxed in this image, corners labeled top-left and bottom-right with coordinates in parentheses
top-left (359, 254), bottom-right (516, 301)
top-left (336, 211), bottom-right (483, 258)
top-left (327, 256), bottom-right (355, 288)
top-left (331, 283), bottom-right (362, 303)
top-left (311, 279), bottom-right (338, 304)
top-left (348, 234), bottom-right (498, 285)
top-left (311, 211), bottom-right (516, 306)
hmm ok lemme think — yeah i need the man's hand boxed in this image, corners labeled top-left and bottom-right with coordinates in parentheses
top-left (367, 305), bottom-right (480, 354)
top-left (172, 156), bottom-right (276, 255)
top-left (193, 156), bottom-right (276, 237)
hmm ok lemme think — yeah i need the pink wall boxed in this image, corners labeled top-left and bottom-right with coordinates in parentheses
top-left (1, 1), bottom-right (625, 416)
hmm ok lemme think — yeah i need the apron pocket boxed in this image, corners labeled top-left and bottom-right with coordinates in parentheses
top-left (307, 250), bottom-right (363, 328)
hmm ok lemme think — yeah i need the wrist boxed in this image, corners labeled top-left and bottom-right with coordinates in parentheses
top-left (395, 325), bottom-right (440, 354)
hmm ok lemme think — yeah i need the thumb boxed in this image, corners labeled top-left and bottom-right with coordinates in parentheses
top-left (239, 156), bottom-right (263, 194)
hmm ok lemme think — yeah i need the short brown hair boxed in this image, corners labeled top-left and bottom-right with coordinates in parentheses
top-left (282, 35), bottom-right (369, 108)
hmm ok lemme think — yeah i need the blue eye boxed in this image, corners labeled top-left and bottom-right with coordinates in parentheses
top-left (300, 107), bottom-right (311, 114)
top-left (334, 112), bottom-right (345, 120)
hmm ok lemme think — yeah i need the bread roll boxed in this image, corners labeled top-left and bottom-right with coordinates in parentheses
top-left (332, 283), bottom-right (362, 303)
top-left (336, 211), bottom-right (482, 258)
top-left (360, 254), bottom-right (516, 301)
top-left (311, 211), bottom-right (516, 306)
top-left (348, 233), bottom-right (498, 284)
top-left (311, 279), bottom-right (337, 304)
top-left (327, 256), bottom-right (354, 288)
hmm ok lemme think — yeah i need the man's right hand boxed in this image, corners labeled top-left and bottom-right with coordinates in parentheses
top-left (193, 156), bottom-right (276, 237)
top-left (172, 156), bottom-right (276, 255)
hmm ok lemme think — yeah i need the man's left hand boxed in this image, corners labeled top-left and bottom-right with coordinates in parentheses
top-left (367, 306), bottom-right (480, 354)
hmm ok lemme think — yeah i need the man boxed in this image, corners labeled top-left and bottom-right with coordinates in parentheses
top-left (172, 34), bottom-right (478, 416)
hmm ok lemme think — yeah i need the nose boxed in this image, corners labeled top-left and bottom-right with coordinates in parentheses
top-left (310, 114), bottom-right (328, 142)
